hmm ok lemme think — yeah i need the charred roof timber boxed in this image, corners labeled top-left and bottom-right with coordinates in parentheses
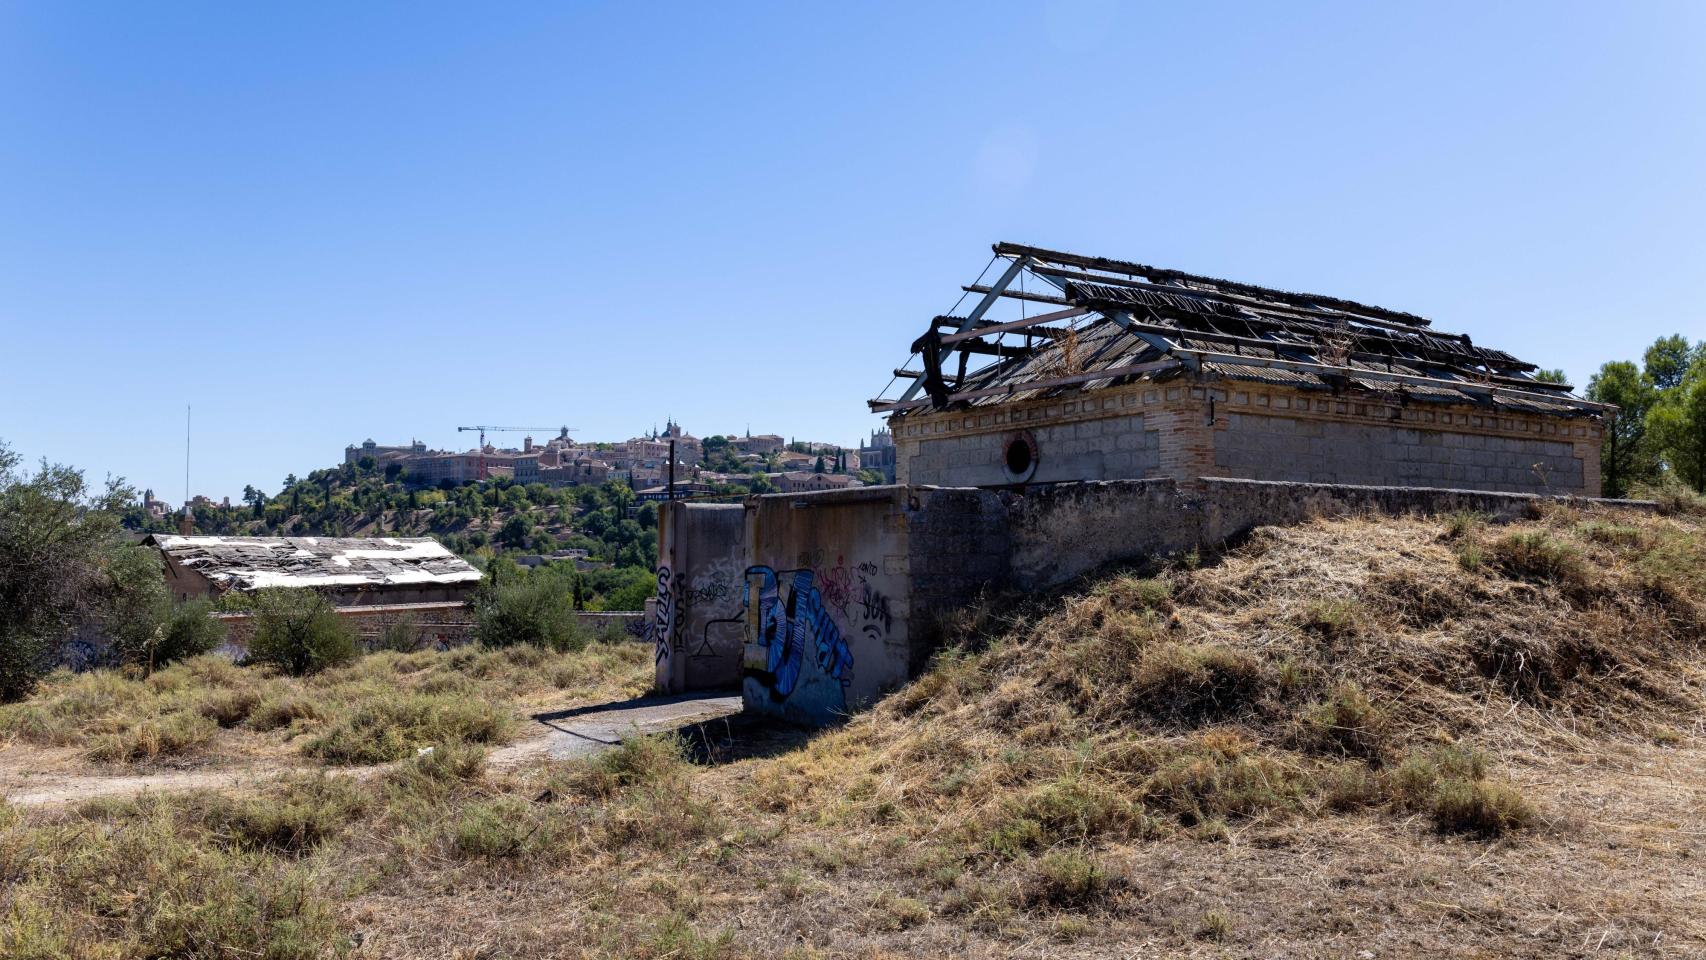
top-left (871, 242), bottom-right (1608, 418)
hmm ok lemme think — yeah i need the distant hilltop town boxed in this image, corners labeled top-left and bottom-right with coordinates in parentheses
top-left (341, 421), bottom-right (897, 498)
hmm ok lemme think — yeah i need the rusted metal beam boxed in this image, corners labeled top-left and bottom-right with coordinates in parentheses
top-left (939, 307), bottom-right (1088, 345)
top-left (870, 359), bottom-right (1182, 413)
top-left (898, 255), bottom-right (1031, 405)
top-left (961, 284), bottom-right (1070, 306)
top-left (1169, 345), bottom-right (1609, 410)
top-left (996, 241), bottom-right (1434, 329)
top-left (1110, 319), bottom-right (1571, 392)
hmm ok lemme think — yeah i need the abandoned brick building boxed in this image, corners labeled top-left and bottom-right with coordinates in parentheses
top-left (144, 534), bottom-right (482, 606)
top-left (655, 243), bottom-right (1618, 725)
top-left (872, 243), bottom-right (1608, 496)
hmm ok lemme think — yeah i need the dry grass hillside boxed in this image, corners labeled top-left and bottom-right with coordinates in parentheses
top-left (2, 503), bottom-right (1704, 958)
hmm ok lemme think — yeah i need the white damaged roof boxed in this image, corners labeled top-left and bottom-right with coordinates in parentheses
top-left (147, 535), bottom-right (482, 592)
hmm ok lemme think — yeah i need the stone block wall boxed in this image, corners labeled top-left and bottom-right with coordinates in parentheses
top-left (894, 384), bottom-right (1166, 486)
top-left (893, 379), bottom-right (1603, 496)
top-left (904, 487), bottom-right (1009, 673)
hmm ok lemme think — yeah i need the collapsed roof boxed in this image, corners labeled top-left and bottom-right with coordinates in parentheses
top-left (871, 243), bottom-right (1606, 418)
top-left (145, 535), bottom-right (482, 592)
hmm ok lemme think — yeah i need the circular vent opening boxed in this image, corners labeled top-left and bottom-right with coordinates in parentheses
top-left (1004, 438), bottom-right (1033, 476)
top-left (1003, 433), bottom-right (1037, 482)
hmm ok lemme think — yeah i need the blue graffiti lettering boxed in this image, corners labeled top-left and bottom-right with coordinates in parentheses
top-left (746, 566), bottom-right (854, 699)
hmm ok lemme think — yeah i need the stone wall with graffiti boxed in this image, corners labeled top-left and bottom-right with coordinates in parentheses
top-left (740, 489), bottom-right (910, 726)
top-left (652, 503), bottom-right (747, 694)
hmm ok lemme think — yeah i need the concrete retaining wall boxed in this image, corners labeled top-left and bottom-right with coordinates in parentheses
top-left (652, 503), bottom-right (746, 694)
top-left (658, 479), bottom-right (1650, 725)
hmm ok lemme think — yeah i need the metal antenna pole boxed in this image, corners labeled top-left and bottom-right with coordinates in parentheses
top-left (184, 405), bottom-right (191, 504)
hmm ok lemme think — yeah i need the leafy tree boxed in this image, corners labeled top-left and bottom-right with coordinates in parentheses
top-left (472, 569), bottom-right (584, 651)
top-left (120, 599), bottom-right (226, 673)
top-left (1643, 334), bottom-right (1699, 391)
top-left (1647, 359), bottom-right (1706, 492)
top-left (246, 589), bottom-right (357, 675)
top-left (1587, 360), bottom-right (1659, 497)
top-left (1533, 368), bottom-right (1568, 384)
top-left (0, 441), bottom-right (137, 700)
top-left (497, 514), bottom-right (534, 550)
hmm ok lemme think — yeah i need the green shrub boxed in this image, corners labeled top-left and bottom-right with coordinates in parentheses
top-left (1144, 749), bottom-right (1303, 825)
top-left (246, 692), bottom-right (328, 732)
top-left (197, 687), bottom-right (262, 728)
top-left (373, 615), bottom-right (421, 653)
top-left (451, 797), bottom-right (539, 858)
top-left (118, 599), bottom-right (228, 673)
top-left (246, 589), bottom-right (357, 676)
top-left (213, 774), bottom-right (368, 853)
top-left (1298, 599), bottom-right (1366, 641)
top-left (1442, 511), bottom-right (1485, 540)
top-left (472, 571), bottom-right (585, 651)
top-left (1003, 776), bottom-right (1142, 848)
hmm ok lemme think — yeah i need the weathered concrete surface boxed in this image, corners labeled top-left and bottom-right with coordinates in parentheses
top-left (513, 693), bottom-right (744, 762)
top-left (895, 381), bottom-right (1605, 496)
top-left (657, 478), bottom-right (1652, 726)
top-left (653, 503), bottom-right (746, 694)
top-left (742, 487), bottom-right (911, 727)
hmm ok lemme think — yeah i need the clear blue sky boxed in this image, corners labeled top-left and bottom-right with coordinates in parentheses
top-left (3, 2), bottom-right (1703, 502)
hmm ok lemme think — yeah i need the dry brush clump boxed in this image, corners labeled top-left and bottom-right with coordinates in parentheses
top-left (758, 507), bottom-right (1705, 863)
top-left (0, 639), bottom-right (653, 770)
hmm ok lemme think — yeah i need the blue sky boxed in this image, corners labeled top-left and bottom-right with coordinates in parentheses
top-left (2, 1), bottom-right (1703, 501)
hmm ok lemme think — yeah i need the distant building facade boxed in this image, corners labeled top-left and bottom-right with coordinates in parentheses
top-left (858, 428), bottom-right (896, 483)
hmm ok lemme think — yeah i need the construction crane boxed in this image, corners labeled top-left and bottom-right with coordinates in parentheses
top-left (456, 425), bottom-right (577, 480)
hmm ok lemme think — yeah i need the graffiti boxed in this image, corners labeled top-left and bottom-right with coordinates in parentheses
top-left (816, 555), bottom-right (853, 617)
top-left (744, 566), bottom-right (854, 701)
top-left (856, 561), bottom-right (879, 577)
top-left (856, 581), bottom-right (892, 634)
top-left (686, 578), bottom-right (733, 607)
top-left (651, 565), bottom-right (679, 665)
top-left (695, 617), bottom-right (743, 659)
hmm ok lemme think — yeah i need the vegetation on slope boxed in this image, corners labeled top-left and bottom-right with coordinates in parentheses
top-left (0, 641), bottom-right (651, 769)
top-left (3, 505), bottom-right (1702, 958)
top-left (1586, 332), bottom-right (1706, 497)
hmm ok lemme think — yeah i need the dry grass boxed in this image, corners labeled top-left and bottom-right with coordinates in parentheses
top-left (2, 508), bottom-right (1704, 957)
top-left (0, 641), bottom-right (652, 770)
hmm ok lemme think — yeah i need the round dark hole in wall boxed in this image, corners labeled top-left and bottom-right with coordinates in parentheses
top-left (1004, 437), bottom-right (1033, 477)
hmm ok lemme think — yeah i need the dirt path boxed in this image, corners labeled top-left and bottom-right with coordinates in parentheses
top-left (2, 692), bottom-right (742, 808)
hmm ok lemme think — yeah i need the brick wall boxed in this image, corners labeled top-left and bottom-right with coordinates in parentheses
top-left (892, 378), bottom-right (1604, 496)
top-left (1215, 412), bottom-right (1585, 493)
top-left (217, 601), bottom-right (476, 655)
top-left (893, 384), bottom-right (1165, 487)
